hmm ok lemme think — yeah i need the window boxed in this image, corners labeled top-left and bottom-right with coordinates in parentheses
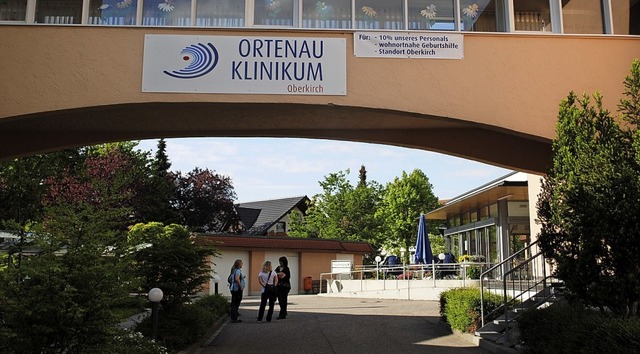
top-left (0, 0), bottom-right (27, 21)
top-left (611, 0), bottom-right (640, 35)
top-left (275, 221), bottom-right (286, 233)
top-left (513, 0), bottom-right (551, 32)
top-left (89, 0), bottom-right (138, 25)
top-left (479, 205), bottom-right (490, 220)
top-left (562, 0), bottom-right (605, 34)
top-left (354, 0), bottom-right (404, 30)
top-left (196, 0), bottom-right (245, 27)
top-left (36, 0), bottom-right (82, 24)
top-left (451, 233), bottom-right (460, 258)
top-left (407, 0), bottom-right (455, 30)
top-left (460, 0), bottom-right (498, 32)
top-left (254, 0), bottom-right (294, 26)
top-left (2, 0), bottom-right (636, 35)
top-left (489, 203), bottom-right (498, 218)
top-left (143, 0), bottom-right (192, 26)
top-left (488, 226), bottom-right (498, 264)
top-left (468, 230), bottom-right (477, 255)
top-left (301, 0), bottom-right (351, 29)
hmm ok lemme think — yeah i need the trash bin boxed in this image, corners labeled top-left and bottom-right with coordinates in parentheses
top-left (303, 276), bottom-right (312, 291)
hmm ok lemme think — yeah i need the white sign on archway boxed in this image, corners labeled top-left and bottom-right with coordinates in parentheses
top-left (143, 34), bottom-right (346, 95)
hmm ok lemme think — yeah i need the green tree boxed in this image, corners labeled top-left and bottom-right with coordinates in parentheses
top-left (376, 169), bottom-right (440, 264)
top-left (129, 222), bottom-right (218, 309)
top-left (430, 234), bottom-right (446, 256)
top-left (137, 139), bottom-right (179, 224)
top-left (289, 167), bottom-right (383, 245)
top-left (537, 60), bottom-right (640, 317)
top-left (0, 149), bottom-right (84, 225)
top-left (0, 168), bottom-right (136, 352)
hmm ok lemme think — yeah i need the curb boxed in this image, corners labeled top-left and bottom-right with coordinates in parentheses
top-left (452, 329), bottom-right (481, 346)
top-left (451, 329), bottom-right (521, 354)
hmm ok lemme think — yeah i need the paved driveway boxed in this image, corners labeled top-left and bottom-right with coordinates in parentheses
top-left (196, 295), bottom-right (487, 354)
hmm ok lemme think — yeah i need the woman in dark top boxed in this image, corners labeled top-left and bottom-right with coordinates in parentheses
top-left (275, 256), bottom-right (291, 319)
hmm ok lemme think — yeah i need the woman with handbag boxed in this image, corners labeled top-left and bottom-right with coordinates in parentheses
top-left (228, 259), bottom-right (245, 323)
top-left (257, 260), bottom-right (278, 322)
top-left (275, 256), bottom-right (291, 319)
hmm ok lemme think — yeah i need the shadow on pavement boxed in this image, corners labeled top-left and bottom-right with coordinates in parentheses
top-left (194, 295), bottom-right (488, 354)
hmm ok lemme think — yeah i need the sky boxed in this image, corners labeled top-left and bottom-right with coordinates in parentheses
top-left (135, 137), bottom-right (512, 203)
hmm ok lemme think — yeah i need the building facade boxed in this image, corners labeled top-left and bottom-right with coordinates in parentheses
top-left (426, 171), bottom-right (543, 278)
top-left (1, 2), bottom-right (638, 282)
top-left (1, 1), bottom-right (637, 36)
top-left (198, 234), bottom-right (373, 296)
top-left (1, 1), bottom-right (639, 174)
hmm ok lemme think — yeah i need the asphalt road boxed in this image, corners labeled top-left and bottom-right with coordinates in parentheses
top-left (196, 295), bottom-right (488, 354)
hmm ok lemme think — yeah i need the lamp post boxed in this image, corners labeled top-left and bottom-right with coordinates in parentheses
top-left (212, 274), bottom-right (220, 295)
top-left (148, 288), bottom-right (163, 341)
top-left (375, 256), bottom-right (382, 280)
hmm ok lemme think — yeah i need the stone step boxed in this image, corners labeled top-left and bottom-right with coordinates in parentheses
top-left (479, 332), bottom-right (503, 342)
top-left (493, 318), bottom-right (518, 327)
top-left (475, 321), bottom-right (505, 336)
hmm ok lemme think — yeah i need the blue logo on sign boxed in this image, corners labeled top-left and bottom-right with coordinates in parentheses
top-left (163, 43), bottom-right (219, 79)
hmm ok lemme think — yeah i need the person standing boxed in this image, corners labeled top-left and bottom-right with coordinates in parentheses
top-left (257, 260), bottom-right (278, 322)
top-left (228, 259), bottom-right (245, 323)
top-left (275, 256), bottom-right (291, 319)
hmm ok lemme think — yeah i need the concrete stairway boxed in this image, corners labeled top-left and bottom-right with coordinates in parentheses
top-left (475, 282), bottom-right (565, 353)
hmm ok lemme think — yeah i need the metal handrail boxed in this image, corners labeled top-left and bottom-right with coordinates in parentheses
top-left (319, 261), bottom-right (490, 295)
top-left (481, 240), bottom-right (539, 280)
top-left (499, 249), bottom-right (550, 344)
top-left (479, 240), bottom-right (556, 349)
top-left (480, 241), bottom-right (540, 327)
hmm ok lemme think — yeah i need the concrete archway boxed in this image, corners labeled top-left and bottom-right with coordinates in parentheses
top-left (1, 102), bottom-right (550, 173)
top-left (1, 25), bottom-right (639, 174)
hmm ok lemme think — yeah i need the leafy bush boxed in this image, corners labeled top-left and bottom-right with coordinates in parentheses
top-left (517, 303), bottom-right (640, 353)
top-left (439, 287), bottom-right (503, 333)
top-left (136, 294), bottom-right (229, 352)
top-left (87, 328), bottom-right (168, 354)
top-left (466, 266), bottom-right (480, 279)
top-left (194, 293), bottom-right (230, 318)
top-left (112, 295), bottom-right (147, 322)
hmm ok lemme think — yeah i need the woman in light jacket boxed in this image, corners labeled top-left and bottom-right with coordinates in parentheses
top-left (257, 260), bottom-right (278, 322)
top-left (228, 259), bottom-right (245, 323)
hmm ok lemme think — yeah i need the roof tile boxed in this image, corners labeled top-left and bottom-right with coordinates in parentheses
top-left (197, 234), bottom-right (373, 253)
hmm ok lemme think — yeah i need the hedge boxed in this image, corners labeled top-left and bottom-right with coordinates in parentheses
top-left (439, 287), bottom-right (504, 333)
top-left (136, 294), bottom-right (229, 352)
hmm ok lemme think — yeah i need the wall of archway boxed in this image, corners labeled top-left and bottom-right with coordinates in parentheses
top-left (1, 25), bottom-right (639, 173)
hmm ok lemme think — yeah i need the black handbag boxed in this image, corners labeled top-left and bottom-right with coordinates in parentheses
top-left (264, 272), bottom-right (276, 293)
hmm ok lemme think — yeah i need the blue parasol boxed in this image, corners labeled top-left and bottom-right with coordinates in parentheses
top-left (414, 214), bottom-right (433, 264)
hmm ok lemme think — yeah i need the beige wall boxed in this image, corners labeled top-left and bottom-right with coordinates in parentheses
top-left (211, 248), bottom-right (363, 295)
top-left (300, 252), bottom-right (337, 282)
top-left (1, 26), bottom-right (639, 173)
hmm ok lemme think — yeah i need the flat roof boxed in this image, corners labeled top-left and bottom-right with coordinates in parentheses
top-left (426, 172), bottom-right (528, 220)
